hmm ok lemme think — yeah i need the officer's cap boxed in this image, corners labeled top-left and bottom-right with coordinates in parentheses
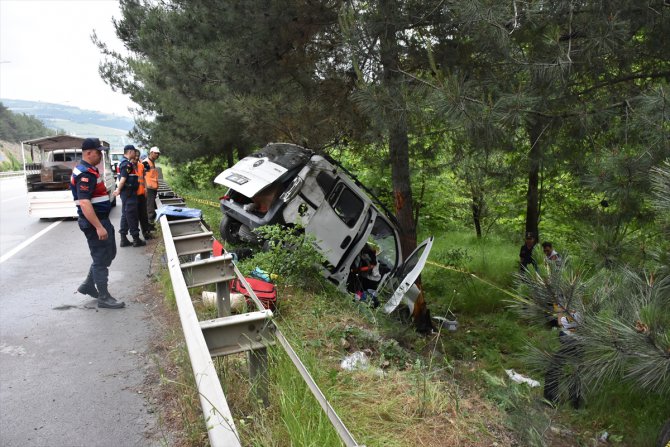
top-left (82, 138), bottom-right (105, 151)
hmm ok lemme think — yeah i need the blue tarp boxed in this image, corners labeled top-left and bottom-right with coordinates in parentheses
top-left (155, 205), bottom-right (202, 221)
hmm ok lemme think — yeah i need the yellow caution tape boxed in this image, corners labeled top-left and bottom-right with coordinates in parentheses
top-left (425, 260), bottom-right (526, 302)
top-left (182, 195), bottom-right (220, 208)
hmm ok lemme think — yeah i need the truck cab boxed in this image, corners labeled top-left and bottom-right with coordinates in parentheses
top-left (22, 135), bottom-right (116, 218)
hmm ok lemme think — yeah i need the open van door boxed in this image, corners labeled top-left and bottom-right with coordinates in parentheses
top-left (382, 236), bottom-right (434, 314)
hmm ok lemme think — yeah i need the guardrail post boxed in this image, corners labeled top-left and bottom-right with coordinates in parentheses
top-left (248, 347), bottom-right (269, 407)
top-left (216, 281), bottom-right (231, 317)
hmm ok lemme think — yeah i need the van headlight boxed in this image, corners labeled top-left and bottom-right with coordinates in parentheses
top-left (280, 176), bottom-right (303, 202)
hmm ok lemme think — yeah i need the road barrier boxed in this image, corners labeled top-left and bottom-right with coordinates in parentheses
top-left (155, 180), bottom-right (364, 447)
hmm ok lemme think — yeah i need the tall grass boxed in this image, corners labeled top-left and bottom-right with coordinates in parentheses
top-left (151, 180), bottom-right (663, 446)
top-left (423, 231), bottom-right (519, 315)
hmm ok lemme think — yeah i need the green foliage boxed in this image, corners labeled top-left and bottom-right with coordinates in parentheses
top-left (236, 225), bottom-right (329, 293)
top-left (0, 150), bottom-right (22, 172)
top-left (168, 155), bottom-right (228, 191)
top-left (0, 102), bottom-right (54, 143)
top-left (565, 381), bottom-right (670, 447)
top-left (423, 231), bottom-right (517, 315)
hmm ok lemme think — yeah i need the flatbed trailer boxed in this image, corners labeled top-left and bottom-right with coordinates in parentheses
top-left (21, 135), bottom-right (116, 218)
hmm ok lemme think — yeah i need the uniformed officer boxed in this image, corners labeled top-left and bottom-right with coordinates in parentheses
top-left (71, 137), bottom-right (124, 309)
top-left (113, 145), bottom-right (146, 247)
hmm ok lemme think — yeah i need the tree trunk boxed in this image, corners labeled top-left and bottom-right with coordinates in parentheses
top-left (525, 121), bottom-right (545, 240)
top-left (380, 0), bottom-right (417, 258)
top-left (471, 192), bottom-right (483, 238)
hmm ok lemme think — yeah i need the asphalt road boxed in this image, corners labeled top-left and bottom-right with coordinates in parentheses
top-left (0, 176), bottom-right (162, 446)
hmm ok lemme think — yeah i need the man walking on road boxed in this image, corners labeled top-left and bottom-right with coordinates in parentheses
top-left (70, 138), bottom-right (125, 309)
top-left (144, 146), bottom-right (160, 228)
top-left (114, 145), bottom-right (146, 247)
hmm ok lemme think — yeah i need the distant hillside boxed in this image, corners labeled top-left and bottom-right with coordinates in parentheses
top-left (0, 103), bottom-right (55, 143)
top-left (1, 99), bottom-right (137, 150)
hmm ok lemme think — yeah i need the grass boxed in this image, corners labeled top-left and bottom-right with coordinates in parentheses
top-left (146, 180), bottom-right (666, 446)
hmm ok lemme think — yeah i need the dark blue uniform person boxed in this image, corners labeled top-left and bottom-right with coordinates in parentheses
top-left (70, 138), bottom-right (125, 309)
top-left (113, 145), bottom-right (145, 247)
top-left (519, 232), bottom-right (538, 271)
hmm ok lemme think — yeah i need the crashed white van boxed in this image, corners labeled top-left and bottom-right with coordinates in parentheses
top-left (214, 143), bottom-right (433, 319)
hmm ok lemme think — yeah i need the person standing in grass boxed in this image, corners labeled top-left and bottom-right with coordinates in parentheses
top-left (519, 232), bottom-right (538, 271)
top-left (544, 304), bottom-right (583, 409)
top-left (542, 241), bottom-right (561, 266)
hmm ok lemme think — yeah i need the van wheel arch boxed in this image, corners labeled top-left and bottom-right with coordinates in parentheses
top-left (220, 215), bottom-right (242, 244)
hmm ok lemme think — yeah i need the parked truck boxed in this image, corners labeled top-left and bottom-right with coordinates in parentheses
top-left (22, 135), bottom-right (116, 218)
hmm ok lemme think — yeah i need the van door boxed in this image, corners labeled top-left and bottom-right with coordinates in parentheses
top-left (306, 178), bottom-right (370, 269)
top-left (381, 236), bottom-right (434, 314)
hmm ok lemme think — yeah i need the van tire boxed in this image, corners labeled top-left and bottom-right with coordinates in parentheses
top-left (220, 215), bottom-right (242, 244)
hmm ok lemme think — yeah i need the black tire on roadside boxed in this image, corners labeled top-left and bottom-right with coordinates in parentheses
top-left (220, 215), bottom-right (242, 244)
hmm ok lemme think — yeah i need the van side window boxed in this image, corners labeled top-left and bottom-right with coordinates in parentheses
top-left (316, 171), bottom-right (336, 196)
top-left (328, 182), bottom-right (363, 227)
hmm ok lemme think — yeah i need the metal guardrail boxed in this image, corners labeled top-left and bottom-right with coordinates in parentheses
top-left (155, 181), bottom-right (364, 447)
top-left (0, 170), bottom-right (25, 178)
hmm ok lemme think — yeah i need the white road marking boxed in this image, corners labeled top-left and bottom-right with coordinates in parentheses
top-left (0, 343), bottom-right (27, 356)
top-left (0, 219), bottom-right (63, 264)
top-left (1, 196), bottom-right (23, 204)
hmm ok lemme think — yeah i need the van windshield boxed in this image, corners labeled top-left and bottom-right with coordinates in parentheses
top-left (369, 216), bottom-right (399, 273)
top-left (50, 150), bottom-right (81, 162)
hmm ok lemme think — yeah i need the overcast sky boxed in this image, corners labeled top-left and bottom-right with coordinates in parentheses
top-left (0, 0), bottom-right (136, 117)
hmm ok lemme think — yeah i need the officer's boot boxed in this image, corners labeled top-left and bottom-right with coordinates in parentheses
top-left (132, 236), bottom-right (146, 247)
top-left (120, 234), bottom-right (132, 247)
top-left (143, 232), bottom-right (154, 240)
top-left (77, 268), bottom-right (98, 298)
top-left (96, 284), bottom-right (125, 309)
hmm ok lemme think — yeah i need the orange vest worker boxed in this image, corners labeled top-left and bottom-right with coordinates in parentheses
top-left (145, 158), bottom-right (159, 190)
top-left (136, 160), bottom-right (146, 196)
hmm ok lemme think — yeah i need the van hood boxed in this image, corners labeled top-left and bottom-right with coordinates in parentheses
top-left (214, 143), bottom-right (312, 198)
top-left (214, 157), bottom-right (290, 198)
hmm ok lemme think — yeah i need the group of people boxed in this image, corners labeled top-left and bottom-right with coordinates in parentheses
top-left (519, 232), bottom-right (561, 272)
top-left (70, 137), bottom-right (161, 310)
top-left (113, 144), bottom-right (161, 247)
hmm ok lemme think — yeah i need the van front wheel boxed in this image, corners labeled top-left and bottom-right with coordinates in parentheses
top-left (220, 215), bottom-right (242, 244)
